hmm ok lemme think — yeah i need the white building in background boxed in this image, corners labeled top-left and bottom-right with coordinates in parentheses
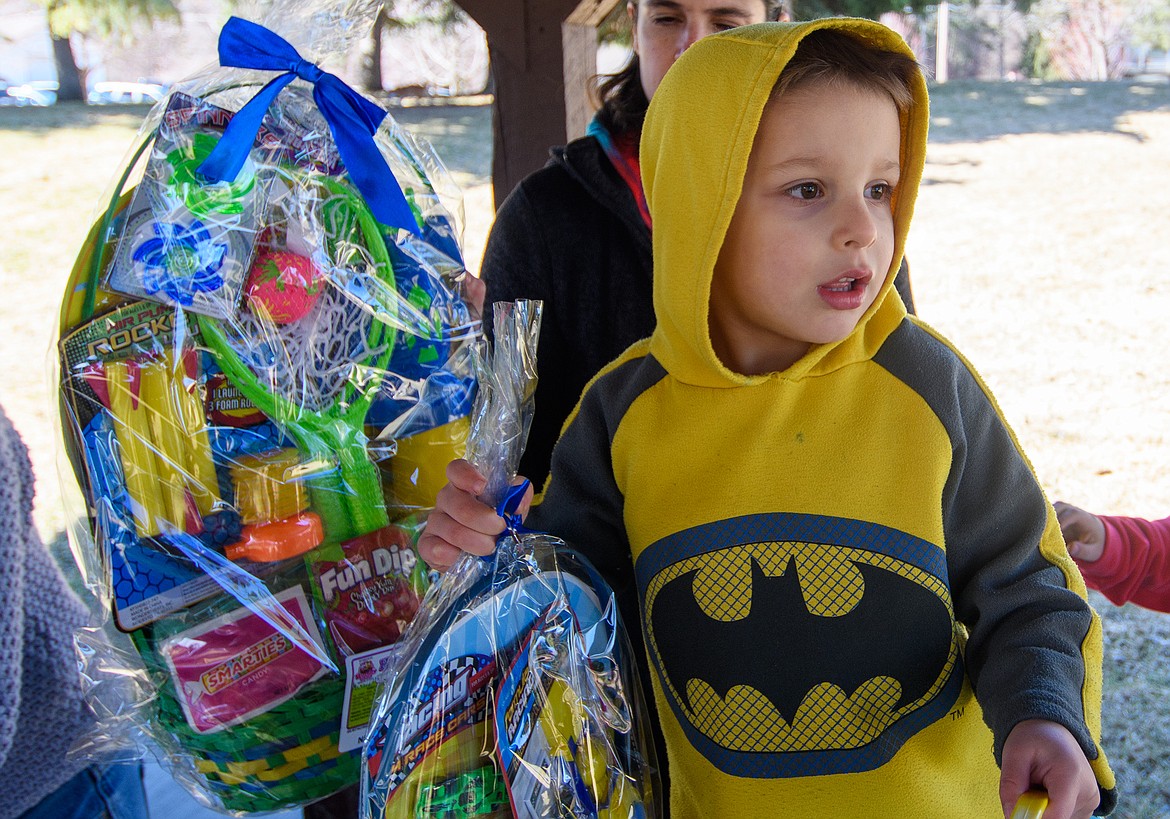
top-left (0, 0), bottom-right (56, 86)
top-left (0, 0), bottom-right (491, 97)
top-left (0, 0), bottom-right (226, 92)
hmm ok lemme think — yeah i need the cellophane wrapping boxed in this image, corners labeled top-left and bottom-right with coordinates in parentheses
top-left (52, 3), bottom-right (480, 813)
top-left (360, 300), bottom-right (660, 819)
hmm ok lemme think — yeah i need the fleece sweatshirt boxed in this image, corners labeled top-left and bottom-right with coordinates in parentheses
top-left (529, 19), bottom-right (1116, 818)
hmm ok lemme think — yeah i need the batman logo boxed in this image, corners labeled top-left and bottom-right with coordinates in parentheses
top-left (641, 519), bottom-right (962, 777)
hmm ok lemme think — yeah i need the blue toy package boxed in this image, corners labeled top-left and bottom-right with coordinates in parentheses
top-left (360, 301), bottom-right (660, 819)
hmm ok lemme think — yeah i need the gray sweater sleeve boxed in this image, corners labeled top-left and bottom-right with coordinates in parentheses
top-left (941, 371), bottom-right (1100, 764)
top-left (0, 406), bottom-right (95, 814)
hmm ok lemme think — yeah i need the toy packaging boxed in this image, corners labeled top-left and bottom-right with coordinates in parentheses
top-left (53, 1), bottom-right (480, 813)
top-left (360, 301), bottom-right (660, 819)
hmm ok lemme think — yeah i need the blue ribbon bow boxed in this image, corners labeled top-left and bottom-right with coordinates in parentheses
top-left (493, 479), bottom-right (533, 551)
top-left (198, 16), bottom-right (420, 235)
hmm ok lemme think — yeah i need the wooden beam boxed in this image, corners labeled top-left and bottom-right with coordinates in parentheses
top-left (562, 19), bottom-right (597, 142)
top-left (566, 0), bottom-right (624, 27)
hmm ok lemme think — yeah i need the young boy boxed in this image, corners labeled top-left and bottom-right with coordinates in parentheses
top-left (421, 20), bottom-right (1116, 817)
top-left (1055, 500), bottom-right (1170, 611)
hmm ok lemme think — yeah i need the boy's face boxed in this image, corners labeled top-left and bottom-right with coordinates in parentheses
top-left (630, 0), bottom-right (768, 101)
top-left (709, 80), bottom-right (901, 375)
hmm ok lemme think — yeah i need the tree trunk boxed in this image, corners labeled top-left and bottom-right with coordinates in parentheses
top-left (51, 31), bottom-right (85, 102)
top-left (356, 7), bottom-right (387, 93)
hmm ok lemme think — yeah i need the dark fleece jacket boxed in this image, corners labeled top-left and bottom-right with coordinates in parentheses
top-left (481, 134), bottom-right (654, 490)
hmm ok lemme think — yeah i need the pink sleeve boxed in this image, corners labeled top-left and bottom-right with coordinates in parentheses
top-left (1076, 514), bottom-right (1170, 612)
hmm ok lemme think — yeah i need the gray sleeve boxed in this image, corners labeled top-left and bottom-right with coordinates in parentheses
top-left (875, 323), bottom-right (1100, 765)
top-left (527, 353), bottom-right (668, 656)
top-left (528, 358), bottom-right (646, 607)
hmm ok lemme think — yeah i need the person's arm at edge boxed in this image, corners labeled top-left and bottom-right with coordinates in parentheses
top-left (1075, 512), bottom-right (1170, 612)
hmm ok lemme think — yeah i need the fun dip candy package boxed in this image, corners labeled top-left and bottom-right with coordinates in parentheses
top-left (360, 301), bottom-right (660, 819)
top-left (54, 1), bottom-right (480, 812)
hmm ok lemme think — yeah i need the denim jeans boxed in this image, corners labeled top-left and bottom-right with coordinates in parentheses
top-left (20, 762), bottom-right (147, 819)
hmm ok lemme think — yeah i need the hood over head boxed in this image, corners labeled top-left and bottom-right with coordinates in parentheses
top-left (641, 20), bottom-right (929, 388)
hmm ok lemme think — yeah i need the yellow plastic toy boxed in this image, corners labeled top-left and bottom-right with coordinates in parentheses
top-left (1011, 789), bottom-right (1049, 819)
top-left (537, 678), bottom-right (644, 817)
top-left (385, 415), bottom-right (469, 510)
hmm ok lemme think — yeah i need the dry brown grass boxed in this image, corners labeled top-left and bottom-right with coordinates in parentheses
top-left (2, 79), bottom-right (1169, 815)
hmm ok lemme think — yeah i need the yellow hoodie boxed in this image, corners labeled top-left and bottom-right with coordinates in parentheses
top-left (530, 19), bottom-right (1115, 818)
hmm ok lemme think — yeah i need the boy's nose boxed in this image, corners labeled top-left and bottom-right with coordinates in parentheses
top-left (835, 200), bottom-right (879, 249)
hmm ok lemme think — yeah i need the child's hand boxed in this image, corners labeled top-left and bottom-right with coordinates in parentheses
top-left (417, 459), bottom-right (534, 571)
top-left (1000, 719), bottom-right (1099, 819)
top-left (461, 273), bottom-right (486, 321)
top-left (1053, 501), bottom-right (1106, 563)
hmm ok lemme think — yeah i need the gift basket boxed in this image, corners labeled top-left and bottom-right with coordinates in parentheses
top-left (360, 301), bottom-right (660, 819)
top-left (54, 2), bottom-right (479, 813)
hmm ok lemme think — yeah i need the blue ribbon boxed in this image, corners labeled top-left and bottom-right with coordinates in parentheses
top-left (198, 16), bottom-right (420, 235)
top-left (492, 479), bottom-right (533, 549)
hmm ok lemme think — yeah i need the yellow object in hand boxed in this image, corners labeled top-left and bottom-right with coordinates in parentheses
top-left (1010, 790), bottom-right (1049, 819)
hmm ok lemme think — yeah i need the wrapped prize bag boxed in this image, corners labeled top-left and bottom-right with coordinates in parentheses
top-left (53, 2), bottom-right (482, 813)
top-left (361, 301), bottom-right (660, 819)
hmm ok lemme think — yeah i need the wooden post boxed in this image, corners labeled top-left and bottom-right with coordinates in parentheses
top-left (456, 0), bottom-right (622, 207)
top-left (564, 0), bottom-right (624, 141)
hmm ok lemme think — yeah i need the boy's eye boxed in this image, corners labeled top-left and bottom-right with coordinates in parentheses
top-left (785, 182), bottom-right (822, 201)
top-left (867, 183), bottom-right (894, 202)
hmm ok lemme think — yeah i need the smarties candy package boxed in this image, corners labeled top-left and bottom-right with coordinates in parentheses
top-left (360, 301), bottom-right (660, 819)
top-left (53, 2), bottom-right (479, 813)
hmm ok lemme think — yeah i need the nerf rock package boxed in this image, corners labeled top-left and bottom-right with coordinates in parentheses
top-left (360, 302), bottom-right (660, 819)
top-left (53, 1), bottom-right (479, 813)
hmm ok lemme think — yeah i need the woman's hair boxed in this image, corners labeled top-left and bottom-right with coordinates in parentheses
top-left (592, 1), bottom-right (784, 137)
top-left (593, 56), bottom-right (650, 137)
top-left (771, 29), bottom-right (919, 112)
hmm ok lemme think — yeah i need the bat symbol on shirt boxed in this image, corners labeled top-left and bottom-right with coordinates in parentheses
top-left (649, 552), bottom-right (953, 725)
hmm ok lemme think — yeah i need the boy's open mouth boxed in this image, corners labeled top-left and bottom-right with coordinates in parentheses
top-left (819, 271), bottom-right (872, 292)
top-left (817, 271), bottom-right (873, 310)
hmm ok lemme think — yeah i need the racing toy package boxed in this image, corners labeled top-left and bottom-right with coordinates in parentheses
top-left (53, 1), bottom-right (480, 813)
top-left (360, 300), bottom-right (660, 819)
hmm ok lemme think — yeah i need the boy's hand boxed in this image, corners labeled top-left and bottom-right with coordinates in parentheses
top-left (417, 459), bottom-right (534, 571)
top-left (1053, 501), bottom-right (1106, 563)
top-left (1000, 719), bottom-right (1099, 819)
